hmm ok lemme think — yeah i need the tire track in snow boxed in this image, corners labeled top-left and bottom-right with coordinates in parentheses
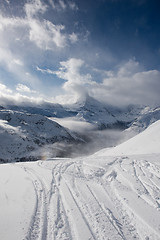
top-left (59, 175), bottom-right (96, 240)
top-left (86, 183), bottom-right (125, 240)
top-left (16, 165), bottom-right (48, 240)
top-left (53, 161), bottom-right (97, 239)
top-left (52, 162), bottom-right (73, 240)
top-left (64, 169), bottom-right (123, 239)
top-left (36, 160), bottom-right (74, 240)
top-left (63, 159), bottom-right (136, 239)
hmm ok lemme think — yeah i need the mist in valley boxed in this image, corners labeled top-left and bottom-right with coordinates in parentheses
top-left (46, 117), bottom-right (126, 158)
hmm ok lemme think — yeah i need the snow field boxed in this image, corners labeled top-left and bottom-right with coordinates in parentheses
top-left (1, 154), bottom-right (160, 239)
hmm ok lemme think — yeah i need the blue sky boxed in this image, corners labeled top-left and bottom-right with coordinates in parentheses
top-left (0, 0), bottom-right (160, 106)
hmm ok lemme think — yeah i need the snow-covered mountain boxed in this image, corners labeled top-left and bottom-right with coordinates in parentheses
top-left (0, 109), bottom-right (81, 163)
top-left (5, 96), bottom-right (144, 130)
top-left (126, 106), bottom-right (160, 134)
top-left (75, 95), bottom-right (143, 126)
top-left (8, 102), bottom-right (75, 118)
top-left (1, 96), bottom-right (160, 162)
top-left (69, 95), bottom-right (119, 129)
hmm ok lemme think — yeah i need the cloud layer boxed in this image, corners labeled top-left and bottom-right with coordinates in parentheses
top-left (96, 60), bottom-right (160, 106)
top-left (38, 58), bottom-right (160, 106)
top-left (0, 0), bottom-right (160, 108)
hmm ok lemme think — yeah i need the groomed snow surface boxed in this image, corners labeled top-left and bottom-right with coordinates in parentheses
top-left (1, 121), bottom-right (160, 240)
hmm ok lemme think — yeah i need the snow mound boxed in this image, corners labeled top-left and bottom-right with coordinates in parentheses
top-left (96, 120), bottom-right (160, 156)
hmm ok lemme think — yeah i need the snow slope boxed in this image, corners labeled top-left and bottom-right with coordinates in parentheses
top-left (0, 121), bottom-right (160, 239)
top-left (96, 120), bottom-right (160, 156)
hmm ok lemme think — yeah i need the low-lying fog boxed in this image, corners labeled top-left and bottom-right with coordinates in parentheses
top-left (48, 117), bottom-right (126, 158)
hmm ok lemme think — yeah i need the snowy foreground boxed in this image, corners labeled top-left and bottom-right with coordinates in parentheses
top-left (1, 121), bottom-right (160, 240)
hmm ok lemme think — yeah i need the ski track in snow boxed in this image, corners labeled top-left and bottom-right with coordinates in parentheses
top-left (2, 154), bottom-right (160, 240)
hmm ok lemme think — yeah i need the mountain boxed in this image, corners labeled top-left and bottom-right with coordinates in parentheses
top-left (1, 96), bottom-right (160, 162)
top-left (4, 96), bottom-right (143, 130)
top-left (65, 95), bottom-right (143, 130)
top-left (3, 95), bottom-right (154, 131)
top-left (125, 106), bottom-right (160, 134)
top-left (0, 109), bottom-right (81, 163)
top-left (8, 102), bottom-right (75, 118)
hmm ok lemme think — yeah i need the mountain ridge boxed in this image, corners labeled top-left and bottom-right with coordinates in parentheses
top-left (1, 96), bottom-right (160, 162)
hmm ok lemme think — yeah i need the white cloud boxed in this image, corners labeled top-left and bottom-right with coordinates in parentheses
top-left (0, 83), bottom-right (12, 94)
top-left (13, 59), bottom-right (24, 66)
top-left (0, 0), bottom-right (77, 53)
top-left (0, 14), bottom-right (27, 31)
top-left (37, 58), bottom-right (92, 85)
top-left (28, 19), bottom-right (66, 49)
top-left (0, 0), bottom-right (80, 92)
top-left (37, 58), bottom-right (93, 104)
top-left (54, 58), bottom-right (93, 103)
top-left (56, 58), bottom-right (92, 84)
top-left (0, 93), bottom-right (44, 106)
top-left (0, 14), bottom-right (37, 85)
top-left (69, 32), bottom-right (78, 43)
top-left (24, 0), bottom-right (47, 19)
top-left (0, 83), bottom-right (44, 106)
top-left (36, 66), bottom-right (54, 74)
top-left (24, 0), bottom-right (68, 49)
top-left (0, 45), bottom-right (40, 87)
top-left (90, 59), bottom-right (160, 106)
top-left (117, 59), bottom-right (143, 77)
top-left (16, 84), bottom-right (36, 93)
top-left (38, 58), bottom-right (160, 106)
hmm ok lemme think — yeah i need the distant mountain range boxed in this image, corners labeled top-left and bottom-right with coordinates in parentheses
top-left (4, 95), bottom-right (144, 128)
top-left (0, 95), bottom-right (160, 163)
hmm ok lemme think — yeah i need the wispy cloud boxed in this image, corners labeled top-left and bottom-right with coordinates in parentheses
top-left (16, 84), bottom-right (37, 94)
top-left (69, 32), bottom-right (78, 43)
top-left (0, 83), bottom-right (12, 94)
top-left (24, 0), bottom-right (47, 18)
top-left (28, 19), bottom-right (67, 49)
top-left (48, 0), bottom-right (78, 11)
top-left (23, 0), bottom-right (69, 49)
top-left (4, 0), bottom-right (10, 4)
top-left (0, 1), bottom-right (79, 50)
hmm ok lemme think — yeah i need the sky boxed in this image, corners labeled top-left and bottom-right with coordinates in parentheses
top-left (0, 0), bottom-right (160, 106)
